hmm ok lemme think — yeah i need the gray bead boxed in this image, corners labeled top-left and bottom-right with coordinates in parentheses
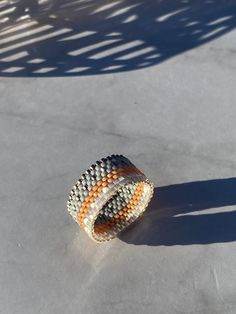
top-left (100, 161), bottom-right (106, 168)
top-left (95, 165), bottom-right (100, 171)
top-left (100, 167), bottom-right (106, 173)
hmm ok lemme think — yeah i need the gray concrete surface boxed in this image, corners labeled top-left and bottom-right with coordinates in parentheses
top-left (0, 0), bottom-right (236, 313)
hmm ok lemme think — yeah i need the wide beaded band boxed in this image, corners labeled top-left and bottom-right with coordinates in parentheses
top-left (67, 154), bottom-right (154, 242)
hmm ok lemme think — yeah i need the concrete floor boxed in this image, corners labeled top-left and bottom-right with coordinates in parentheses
top-left (0, 1), bottom-right (236, 313)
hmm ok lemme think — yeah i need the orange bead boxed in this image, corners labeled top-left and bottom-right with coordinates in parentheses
top-left (93, 192), bottom-right (98, 198)
top-left (88, 196), bottom-right (95, 205)
top-left (97, 186), bottom-right (103, 192)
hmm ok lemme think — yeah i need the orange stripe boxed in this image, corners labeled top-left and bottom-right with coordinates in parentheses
top-left (94, 181), bottom-right (145, 234)
top-left (77, 165), bottom-right (143, 228)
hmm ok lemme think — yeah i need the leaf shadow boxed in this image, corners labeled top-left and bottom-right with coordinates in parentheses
top-left (0, 0), bottom-right (235, 76)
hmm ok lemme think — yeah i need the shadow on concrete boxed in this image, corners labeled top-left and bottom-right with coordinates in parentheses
top-left (119, 177), bottom-right (236, 246)
top-left (0, 0), bottom-right (235, 76)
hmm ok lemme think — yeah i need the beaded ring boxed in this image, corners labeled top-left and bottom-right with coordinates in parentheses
top-left (67, 154), bottom-right (154, 242)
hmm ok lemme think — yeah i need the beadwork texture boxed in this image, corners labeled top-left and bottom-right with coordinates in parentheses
top-left (67, 154), bottom-right (154, 242)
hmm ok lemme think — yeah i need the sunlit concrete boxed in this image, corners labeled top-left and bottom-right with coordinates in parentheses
top-left (0, 1), bottom-right (236, 313)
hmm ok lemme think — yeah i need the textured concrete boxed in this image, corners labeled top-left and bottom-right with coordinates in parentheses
top-left (0, 1), bottom-right (236, 313)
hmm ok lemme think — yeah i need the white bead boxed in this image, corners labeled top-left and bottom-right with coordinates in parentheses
top-left (102, 187), bottom-right (109, 193)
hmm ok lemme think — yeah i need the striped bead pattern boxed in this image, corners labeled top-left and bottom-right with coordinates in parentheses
top-left (67, 154), bottom-right (154, 242)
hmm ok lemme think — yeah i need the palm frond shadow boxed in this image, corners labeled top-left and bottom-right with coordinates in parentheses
top-left (0, 0), bottom-right (235, 76)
